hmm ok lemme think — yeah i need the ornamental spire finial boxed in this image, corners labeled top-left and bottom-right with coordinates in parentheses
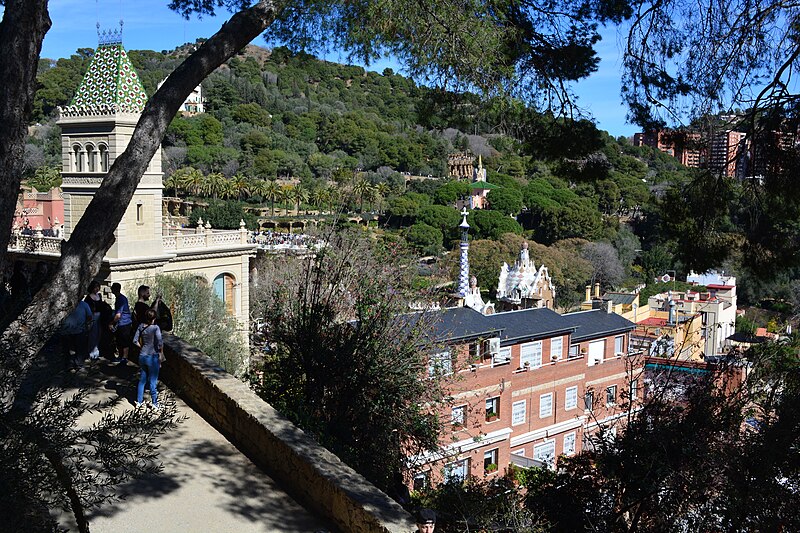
top-left (97, 19), bottom-right (124, 46)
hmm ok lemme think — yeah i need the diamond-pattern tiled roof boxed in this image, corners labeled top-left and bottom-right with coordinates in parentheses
top-left (70, 43), bottom-right (147, 113)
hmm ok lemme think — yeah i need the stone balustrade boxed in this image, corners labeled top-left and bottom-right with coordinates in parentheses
top-left (162, 219), bottom-right (250, 251)
top-left (7, 231), bottom-right (62, 254)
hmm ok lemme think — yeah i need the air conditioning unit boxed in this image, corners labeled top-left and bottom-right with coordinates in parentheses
top-left (488, 337), bottom-right (500, 356)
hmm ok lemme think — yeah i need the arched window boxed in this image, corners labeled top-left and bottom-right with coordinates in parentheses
top-left (85, 144), bottom-right (96, 172)
top-left (213, 273), bottom-right (236, 315)
top-left (72, 144), bottom-right (83, 172)
top-left (98, 144), bottom-right (109, 172)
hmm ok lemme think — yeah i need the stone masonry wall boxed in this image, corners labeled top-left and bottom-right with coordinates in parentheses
top-left (160, 334), bottom-right (416, 533)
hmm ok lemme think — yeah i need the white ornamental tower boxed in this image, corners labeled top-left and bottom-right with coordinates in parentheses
top-left (457, 208), bottom-right (470, 297)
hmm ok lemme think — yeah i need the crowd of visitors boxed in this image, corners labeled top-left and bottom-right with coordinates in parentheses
top-left (57, 280), bottom-right (172, 408)
top-left (249, 230), bottom-right (320, 248)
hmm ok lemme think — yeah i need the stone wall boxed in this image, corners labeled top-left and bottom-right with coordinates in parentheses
top-left (160, 334), bottom-right (416, 533)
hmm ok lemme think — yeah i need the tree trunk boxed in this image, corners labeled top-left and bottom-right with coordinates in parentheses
top-left (0, 0), bottom-right (280, 411)
top-left (0, 0), bottom-right (52, 277)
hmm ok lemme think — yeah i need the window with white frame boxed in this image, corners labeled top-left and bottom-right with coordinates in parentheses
top-left (630, 379), bottom-right (638, 401)
top-left (493, 346), bottom-right (512, 366)
top-left (614, 335), bottom-right (625, 354)
top-left (534, 440), bottom-right (556, 469)
top-left (444, 458), bottom-right (469, 482)
top-left (512, 400), bottom-right (527, 425)
top-left (606, 385), bottom-right (617, 406)
top-left (550, 337), bottom-right (563, 361)
top-left (563, 432), bottom-right (577, 456)
top-left (565, 386), bottom-right (578, 410)
top-left (585, 389), bottom-right (594, 411)
top-left (485, 397), bottom-right (500, 421)
top-left (483, 448), bottom-right (499, 473)
top-left (539, 393), bottom-right (553, 418)
top-left (451, 405), bottom-right (466, 426)
top-left (428, 351), bottom-right (452, 377)
top-left (520, 341), bottom-right (542, 369)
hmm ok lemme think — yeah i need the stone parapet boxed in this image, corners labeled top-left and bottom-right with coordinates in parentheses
top-left (160, 334), bottom-right (415, 533)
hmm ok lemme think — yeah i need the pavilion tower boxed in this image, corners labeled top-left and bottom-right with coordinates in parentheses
top-left (457, 208), bottom-right (470, 297)
top-left (57, 23), bottom-right (165, 260)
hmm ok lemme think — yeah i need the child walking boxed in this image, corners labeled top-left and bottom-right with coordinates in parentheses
top-left (133, 309), bottom-right (164, 408)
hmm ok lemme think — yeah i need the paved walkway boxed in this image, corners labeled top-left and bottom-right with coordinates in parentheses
top-left (51, 358), bottom-right (332, 533)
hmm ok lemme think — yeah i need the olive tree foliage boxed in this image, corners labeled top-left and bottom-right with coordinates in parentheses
top-left (249, 230), bottom-right (447, 491)
top-left (0, 370), bottom-right (180, 533)
top-left (147, 274), bottom-right (248, 376)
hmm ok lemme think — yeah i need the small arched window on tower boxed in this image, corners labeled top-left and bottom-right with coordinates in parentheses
top-left (72, 144), bottom-right (83, 172)
top-left (98, 144), bottom-right (109, 172)
top-left (85, 144), bottom-right (96, 172)
top-left (213, 273), bottom-right (236, 315)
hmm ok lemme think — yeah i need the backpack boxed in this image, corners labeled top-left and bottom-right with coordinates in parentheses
top-left (156, 301), bottom-right (173, 332)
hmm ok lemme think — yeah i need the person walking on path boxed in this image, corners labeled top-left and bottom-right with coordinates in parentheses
top-left (61, 298), bottom-right (93, 370)
top-left (84, 281), bottom-right (102, 360)
top-left (110, 282), bottom-right (133, 365)
top-left (133, 309), bottom-right (164, 409)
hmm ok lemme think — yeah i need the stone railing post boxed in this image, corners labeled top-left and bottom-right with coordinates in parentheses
top-left (34, 225), bottom-right (43, 252)
top-left (195, 217), bottom-right (204, 235)
top-left (239, 219), bottom-right (248, 244)
top-left (204, 221), bottom-right (212, 247)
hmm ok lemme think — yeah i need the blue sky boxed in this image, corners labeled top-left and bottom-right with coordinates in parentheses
top-left (35, 0), bottom-right (637, 137)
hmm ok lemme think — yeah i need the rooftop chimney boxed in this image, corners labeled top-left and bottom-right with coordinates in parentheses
top-left (585, 285), bottom-right (591, 302)
top-left (594, 282), bottom-right (600, 299)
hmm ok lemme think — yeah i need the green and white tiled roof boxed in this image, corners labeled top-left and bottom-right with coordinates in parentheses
top-left (60, 43), bottom-right (148, 116)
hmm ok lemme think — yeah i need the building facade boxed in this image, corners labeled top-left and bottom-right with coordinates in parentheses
top-left (410, 305), bottom-right (639, 487)
top-left (7, 31), bottom-right (256, 343)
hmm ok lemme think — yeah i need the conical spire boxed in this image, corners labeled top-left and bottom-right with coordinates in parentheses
top-left (60, 24), bottom-right (147, 117)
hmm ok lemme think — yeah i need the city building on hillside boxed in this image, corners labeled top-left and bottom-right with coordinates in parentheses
top-left (496, 241), bottom-right (555, 311)
top-left (409, 304), bottom-right (640, 488)
top-left (633, 129), bottom-right (702, 168)
top-left (157, 77), bottom-right (205, 115)
top-left (7, 28), bottom-right (256, 346)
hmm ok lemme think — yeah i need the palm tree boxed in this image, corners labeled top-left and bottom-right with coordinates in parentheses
top-left (173, 167), bottom-right (204, 197)
top-left (292, 184), bottom-right (309, 215)
top-left (262, 180), bottom-right (280, 216)
top-left (204, 172), bottom-right (226, 199)
top-left (279, 186), bottom-right (291, 216)
top-left (375, 182), bottom-right (390, 214)
top-left (309, 188), bottom-right (325, 214)
top-left (163, 174), bottom-right (180, 197)
top-left (352, 178), bottom-right (371, 213)
top-left (231, 174), bottom-right (251, 201)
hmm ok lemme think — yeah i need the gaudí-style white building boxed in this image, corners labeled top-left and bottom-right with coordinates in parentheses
top-left (8, 30), bottom-right (256, 340)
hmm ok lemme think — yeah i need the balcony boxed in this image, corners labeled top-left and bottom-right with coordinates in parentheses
top-left (8, 230), bottom-right (62, 255)
top-left (162, 220), bottom-right (249, 251)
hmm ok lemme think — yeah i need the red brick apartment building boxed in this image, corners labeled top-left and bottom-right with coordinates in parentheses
top-left (409, 305), bottom-right (640, 488)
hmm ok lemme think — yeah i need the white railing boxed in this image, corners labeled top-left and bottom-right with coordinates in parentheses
top-left (8, 232), bottom-right (62, 254)
top-left (162, 218), bottom-right (250, 251)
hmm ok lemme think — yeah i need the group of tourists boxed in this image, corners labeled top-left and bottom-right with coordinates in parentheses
top-left (249, 230), bottom-right (319, 247)
top-left (61, 283), bottom-right (173, 409)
